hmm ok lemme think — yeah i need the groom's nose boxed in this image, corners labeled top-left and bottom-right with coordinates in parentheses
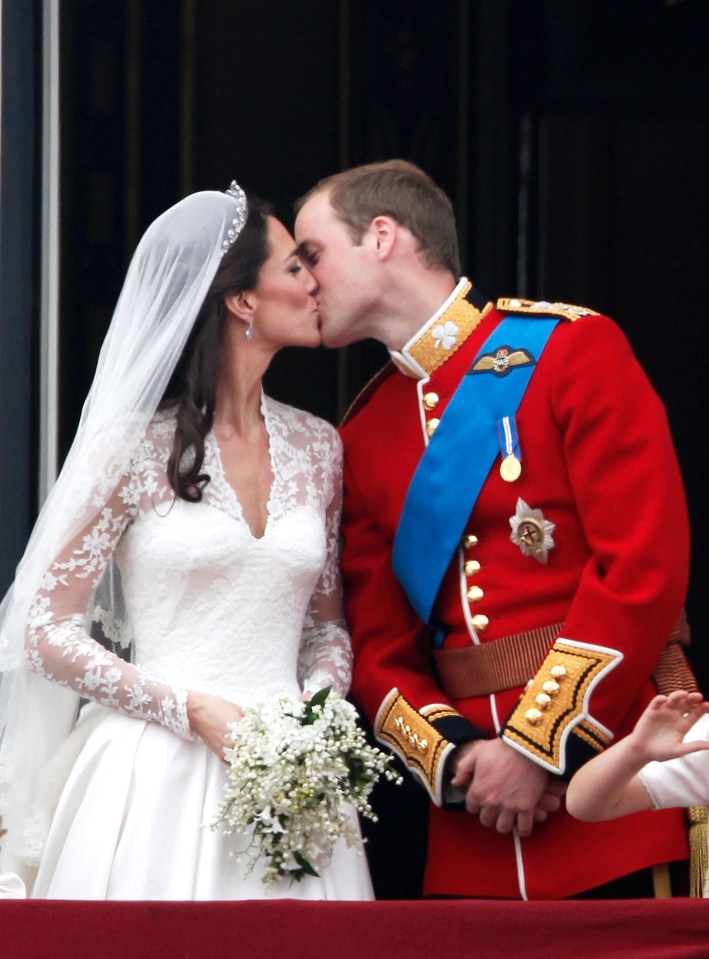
top-left (304, 269), bottom-right (318, 295)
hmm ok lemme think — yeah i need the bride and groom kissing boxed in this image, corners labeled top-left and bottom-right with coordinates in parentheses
top-left (0, 159), bottom-right (691, 902)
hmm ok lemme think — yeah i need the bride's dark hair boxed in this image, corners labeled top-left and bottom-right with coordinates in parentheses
top-left (159, 193), bottom-right (273, 501)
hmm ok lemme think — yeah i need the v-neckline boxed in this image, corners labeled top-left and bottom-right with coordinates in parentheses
top-left (208, 393), bottom-right (276, 541)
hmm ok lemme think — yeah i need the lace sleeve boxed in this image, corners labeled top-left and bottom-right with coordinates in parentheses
top-left (297, 433), bottom-right (353, 698)
top-left (25, 450), bottom-right (192, 740)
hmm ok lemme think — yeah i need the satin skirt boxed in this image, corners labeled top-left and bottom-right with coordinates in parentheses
top-left (32, 706), bottom-right (374, 901)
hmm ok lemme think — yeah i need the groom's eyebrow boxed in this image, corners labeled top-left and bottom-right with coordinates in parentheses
top-left (292, 241), bottom-right (308, 259)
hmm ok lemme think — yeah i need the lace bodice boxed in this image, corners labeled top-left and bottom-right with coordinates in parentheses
top-left (25, 396), bottom-right (352, 739)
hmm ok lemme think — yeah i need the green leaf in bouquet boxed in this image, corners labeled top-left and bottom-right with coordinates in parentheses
top-left (292, 850), bottom-right (320, 880)
top-left (301, 686), bottom-right (331, 724)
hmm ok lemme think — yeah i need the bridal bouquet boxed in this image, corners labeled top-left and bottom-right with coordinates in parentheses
top-left (212, 687), bottom-right (401, 886)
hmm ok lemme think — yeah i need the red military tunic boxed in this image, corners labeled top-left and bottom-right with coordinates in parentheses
top-left (341, 279), bottom-right (690, 899)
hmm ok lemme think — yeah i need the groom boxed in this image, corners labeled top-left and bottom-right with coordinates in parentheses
top-left (294, 159), bottom-right (691, 900)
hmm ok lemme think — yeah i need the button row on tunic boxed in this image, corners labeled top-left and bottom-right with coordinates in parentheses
top-left (423, 393), bottom-right (441, 436)
top-left (461, 532), bottom-right (488, 632)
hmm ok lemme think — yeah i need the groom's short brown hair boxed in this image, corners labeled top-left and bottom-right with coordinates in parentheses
top-left (297, 159), bottom-right (460, 277)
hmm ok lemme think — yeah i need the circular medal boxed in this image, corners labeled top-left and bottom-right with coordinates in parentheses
top-left (500, 454), bottom-right (521, 483)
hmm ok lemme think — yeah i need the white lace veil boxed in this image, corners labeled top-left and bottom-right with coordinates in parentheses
top-left (0, 185), bottom-right (248, 877)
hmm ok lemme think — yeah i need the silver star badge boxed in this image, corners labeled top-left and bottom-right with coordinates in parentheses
top-left (509, 498), bottom-right (555, 564)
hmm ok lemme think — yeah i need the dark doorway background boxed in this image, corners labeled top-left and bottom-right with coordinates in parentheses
top-left (57, 0), bottom-right (709, 692)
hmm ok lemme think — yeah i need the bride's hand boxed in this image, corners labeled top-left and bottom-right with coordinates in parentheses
top-left (186, 690), bottom-right (244, 762)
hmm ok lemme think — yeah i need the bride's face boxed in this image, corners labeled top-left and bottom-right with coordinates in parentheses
top-left (250, 217), bottom-right (321, 350)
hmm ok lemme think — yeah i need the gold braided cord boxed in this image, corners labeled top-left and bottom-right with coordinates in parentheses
top-left (688, 806), bottom-right (708, 897)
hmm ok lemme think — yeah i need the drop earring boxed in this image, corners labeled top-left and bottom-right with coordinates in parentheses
top-left (245, 315), bottom-right (254, 341)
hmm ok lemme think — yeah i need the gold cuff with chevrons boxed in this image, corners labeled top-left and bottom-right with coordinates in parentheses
top-left (375, 689), bottom-right (456, 804)
top-left (502, 639), bottom-right (621, 774)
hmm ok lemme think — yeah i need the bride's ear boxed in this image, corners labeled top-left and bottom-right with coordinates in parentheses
top-left (224, 290), bottom-right (257, 321)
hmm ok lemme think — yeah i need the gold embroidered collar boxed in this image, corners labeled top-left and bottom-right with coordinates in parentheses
top-left (389, 278), bottom-right (491, 379)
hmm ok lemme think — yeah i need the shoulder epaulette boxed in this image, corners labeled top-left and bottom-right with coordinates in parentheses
top-left (497, 297), bottom-right (599, 323)
top-left (340, 361), bottom-right (396, 426)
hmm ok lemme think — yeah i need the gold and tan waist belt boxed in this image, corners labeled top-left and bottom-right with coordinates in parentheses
top-left (433, 623), bottom-right (565, 699)
top-left (433, 619), bottom-right (694, 701)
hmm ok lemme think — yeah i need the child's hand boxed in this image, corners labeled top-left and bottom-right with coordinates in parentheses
top-left (629, 690), bottom-right (709, 764)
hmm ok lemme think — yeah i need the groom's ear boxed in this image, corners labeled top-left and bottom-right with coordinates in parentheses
top-left (368, 215), bottom-right (398, 261)
top-left (225, 290), bottom-right (256, 319)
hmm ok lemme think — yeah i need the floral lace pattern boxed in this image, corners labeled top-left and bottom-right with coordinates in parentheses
top-left (25, 396), bottom-right (351, 739)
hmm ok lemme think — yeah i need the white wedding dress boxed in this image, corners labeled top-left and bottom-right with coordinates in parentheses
top-left (23, 395), bottom-right (373, 900)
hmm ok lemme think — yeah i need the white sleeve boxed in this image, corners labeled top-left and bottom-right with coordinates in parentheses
top-left (25, 452), bottom-right (192, 740)
top-left (297, 429), bottom-right (352, 698)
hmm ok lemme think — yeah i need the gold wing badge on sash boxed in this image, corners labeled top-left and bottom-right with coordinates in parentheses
top-left (470, 346), bottom-right (535, 377)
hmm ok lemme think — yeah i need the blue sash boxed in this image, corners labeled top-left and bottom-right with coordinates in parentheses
top-left (392, 316), bottom-right (559, 626)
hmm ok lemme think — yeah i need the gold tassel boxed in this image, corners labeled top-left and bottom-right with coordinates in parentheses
top-left (687, 806), bottom-right (708, 897)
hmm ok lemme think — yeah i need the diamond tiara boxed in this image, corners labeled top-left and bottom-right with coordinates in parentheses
top-left (222, 180), bottom-right (249, 252)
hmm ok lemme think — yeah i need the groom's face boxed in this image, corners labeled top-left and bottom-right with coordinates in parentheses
top-left (294, 191), bottom-right (375, 348)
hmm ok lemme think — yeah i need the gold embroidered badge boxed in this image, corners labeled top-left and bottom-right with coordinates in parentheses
top-left (470, 346), bottom-right (535, 376)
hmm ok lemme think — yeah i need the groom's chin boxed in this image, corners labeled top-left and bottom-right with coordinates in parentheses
top-left (319, 325), bottom-right (352, 350)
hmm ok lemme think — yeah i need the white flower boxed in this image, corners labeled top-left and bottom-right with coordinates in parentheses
top-left (212, 688), bottom-right (401, 885)
top-left (431, 321), bottom-right (459, 350)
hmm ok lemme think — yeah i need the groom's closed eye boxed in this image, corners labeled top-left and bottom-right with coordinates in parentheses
top-left (293, 242), bottom-right (319, 266)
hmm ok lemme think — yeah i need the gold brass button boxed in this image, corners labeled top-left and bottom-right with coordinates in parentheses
top-left (423, 391), bottom-right (440, 411)
top-left (471, 614), bottom-right (489, 632)
top-left (525, 708), bottom-right (543, 726)
top-left (535, 693), bottom-right (552, 710)
top-left (464, 559), bottom-right (481, 576)
top-left (425, 418), bottom-right (440, 437)
top-left (550, 665), bottom-right (567, 679)
top-left (462, 534), bottom-right (479, 549)
top-left (466, 585), bottom-right (484, 603)
top-left (541, 680), bottom-right (560, 696)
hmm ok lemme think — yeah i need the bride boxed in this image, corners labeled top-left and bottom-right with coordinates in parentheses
top-left (0, 183), bottom-right (373, 900)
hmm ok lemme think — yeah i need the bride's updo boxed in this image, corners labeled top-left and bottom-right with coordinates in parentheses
top-left (159, 193), bottom-right (273, 501)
